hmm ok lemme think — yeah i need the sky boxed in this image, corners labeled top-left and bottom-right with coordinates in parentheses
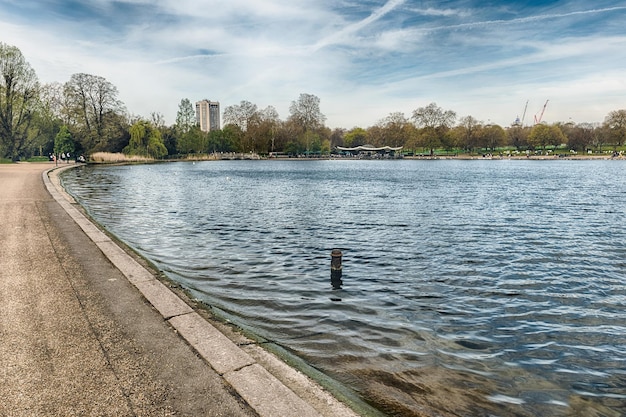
top-left (2, 0), bottom-right (625, 129)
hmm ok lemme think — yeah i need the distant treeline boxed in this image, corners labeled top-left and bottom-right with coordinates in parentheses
top-left (2, 42), bottom-right (625, 161)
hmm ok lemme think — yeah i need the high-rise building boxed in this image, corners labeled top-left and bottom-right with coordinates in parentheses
top-left (195, 100), bottom-right (221, 132)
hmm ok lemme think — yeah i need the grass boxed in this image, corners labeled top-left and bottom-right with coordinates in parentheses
top-left (26, 156), bottom-right (50, 162)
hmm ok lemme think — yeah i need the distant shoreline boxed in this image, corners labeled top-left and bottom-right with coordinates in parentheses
top-left (72, 151), bottom-right (626, 165)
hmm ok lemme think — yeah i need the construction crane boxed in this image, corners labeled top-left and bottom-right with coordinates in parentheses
top-left (521, 100), bottom-right (529, 127)
top-left (513, 100), bottom-right (529, 127)
top-left (534, 100), bottom-right (549, 124)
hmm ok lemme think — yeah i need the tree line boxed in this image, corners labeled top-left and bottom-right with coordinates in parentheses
top-left (2, 41), bottom-right (625, 161)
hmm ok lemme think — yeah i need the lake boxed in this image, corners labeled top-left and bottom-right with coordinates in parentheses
top-left (61, 159), bottom-right (626, 416)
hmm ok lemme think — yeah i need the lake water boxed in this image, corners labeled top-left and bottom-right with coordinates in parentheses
top-left (61, 159), bottom-right (626, 416)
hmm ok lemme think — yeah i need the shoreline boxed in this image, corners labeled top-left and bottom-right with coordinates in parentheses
top-left (1, 161), bottom-right (364, 417)
top-left (57, 162), bottom-right (375, 416)
top-left (76, 152), bottom-right (625, 165)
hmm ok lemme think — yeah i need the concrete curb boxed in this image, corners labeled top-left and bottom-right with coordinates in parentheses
top-left (44, 166), bottom-right (359, 417)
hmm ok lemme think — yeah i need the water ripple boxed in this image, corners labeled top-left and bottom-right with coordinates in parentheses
top-left (62, 159), bottom-right (626, 417)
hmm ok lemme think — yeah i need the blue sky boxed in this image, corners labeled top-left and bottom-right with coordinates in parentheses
top-left (2, 0), bottom-right (625, 128)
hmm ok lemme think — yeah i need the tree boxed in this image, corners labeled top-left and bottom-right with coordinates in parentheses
top-left (604, 109), bottom-right (626, 148)
top-left (207, 129), bottom-right (234, 153)
top-left (289, 93), bottom-right (326, 134)
top-left (527, 124), bottom-right (566, 151)
top-left (220, 125), bottom-right (241, 152)
top-left (375, 112), bottom-right (414, 147)
top-left (273, 118), bottom-right (300, 153)
top-left (123, 120), bottom-right (167, 158)
top-left (411, 102), bottom-right (456, 154)
top-left (249, 105), bottom-right (280, 154)
top-left (159, 125), bottom-right (178, 155)
top-left (63, 73), bottom-right (125, 153)
top-left (0, 42), bottom-right (40, 161)
top-left (479, 124), bottom-right (506, 151)
top-left (508, 125), bottom-right (530, 150)
top-left (228, 103), bottom-right (281, 154)
top-left (176, 125), bottom-right (206, 154)
top-left (412, 102), bottom-right (456, 130)
top-left (457, 115), bottom-right (481, 152)
top-left (567, 122), bottom-right (595, 152)
top-left (329, 128), bottom-right (346, 149)
top-left (344, 127), bottom-right (367, 147)
top-left (54, 125), bottom-right (75, 161)
top-left (590, 124), bottom-right (610, 153)
top-left (30, 82), bottom-right (68, 157)
top-left (223, 100), bottom-right (259, 132)
top-left (150, 111), bottom-right (166, 130)
top-left (175, 98), bottom-right (196, 134)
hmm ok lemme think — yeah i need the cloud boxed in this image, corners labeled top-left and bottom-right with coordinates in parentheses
top-left (312, 0), bottom-right (406, 51)
top-left (1, 1), bottom-right (625, 127)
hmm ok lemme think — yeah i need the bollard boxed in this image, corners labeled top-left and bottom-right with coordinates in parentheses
top-left (330, 249), bottom-right (343, 289)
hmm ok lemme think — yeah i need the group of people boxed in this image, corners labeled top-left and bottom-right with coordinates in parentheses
top-left (49, 153), bottom-right (86, 164)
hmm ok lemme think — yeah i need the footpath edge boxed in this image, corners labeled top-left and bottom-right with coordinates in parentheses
top-left (44, 165), bottom-right (360, 417)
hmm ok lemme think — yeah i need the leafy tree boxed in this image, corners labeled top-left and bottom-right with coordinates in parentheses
top-left (31, 82), bottom-right (68, 157)
top-left (604, 109), bottom-right (626, 148)
top-left (123, 120), bottom-right (167, 158)
top-left (284, 140), bottom-right (304, 156)
top-left (304, 131), bottom-right (321, 154)
top-left (63, 73), bottom-right (125, 153)
top-left (479, 124), bottom-right (507, 151)
top-left (344, 127), bottom-right (367, 147)
top-left (176, 125), bottom-right (206, 154)
top-left (207, 129), bottom-right (227, 153)
top-left (321, 138), bottom-right (331, 155)
top-left (220, 125), bottom-right (240, 152)
top-left (175, 98), bottom-right (196, 134)
top-left (528, 124), bottom-right (566, 151)
top-left (0, 42), bottom-right (40, 161)
top-left (54, 125), bottom-right (75, 160)
top-left (160, 125), bottom-right (178, 155)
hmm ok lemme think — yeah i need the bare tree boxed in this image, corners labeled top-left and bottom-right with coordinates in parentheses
top-left (604, 109), bottom-right (626, 147)
top-left (0, 42), bottom-right (39, 160)
top-left (567, 122), bottom-right (595, 152)
top-left (64, 73), bottom-right (125, 152)
top-left (375, 112), bottom-right (414, 147)
top-left (223, 100), bottom-right (258, 131)
top-left (412, 102), bottom-right (456, 129)
top-left (457, 115), bottom-right (480, 152)
top-left (411, 102), bottom-right (456, 154)
top-left (288, 93), bottom-right (326, 133)
top-left (150, 111), bottom-right (166, 130)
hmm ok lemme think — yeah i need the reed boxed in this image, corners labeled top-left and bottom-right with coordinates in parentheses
top-left (90, 152), bottom-right (154, 163)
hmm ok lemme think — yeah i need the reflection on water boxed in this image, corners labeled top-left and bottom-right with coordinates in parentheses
top-left (62, 160), bottom-right (626, 416)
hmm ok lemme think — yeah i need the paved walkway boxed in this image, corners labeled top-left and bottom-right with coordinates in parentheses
top-left (0, 163), bottom-right (358, 417)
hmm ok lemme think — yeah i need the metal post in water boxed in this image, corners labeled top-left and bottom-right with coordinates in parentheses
top-left (330, 249), bottom-right (343, 289)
